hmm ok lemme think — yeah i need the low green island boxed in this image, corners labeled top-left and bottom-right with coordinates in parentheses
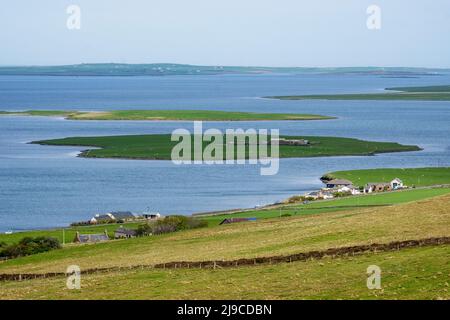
top-left (0, 110), bottom-right (334, 121)
top-left (32, 134), bottom-right (421, 160)
top-left (322, 167), bottom-right (450, 188)
top-left (267, 85), bottom-right (450, 101)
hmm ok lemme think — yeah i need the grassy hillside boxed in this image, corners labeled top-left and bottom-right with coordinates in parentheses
top-left (1, 245), bottom-right (448, 300)
top-left (267, 85), bottom-right (450, 101)
top-left (324, 167), bottom-right (450, 188)
top-left (0, 110), bottom-right (333, 121)
top-left (32, 135), bottom-right (421, 160)
top-left (1, 192), bottom-right (449, 275)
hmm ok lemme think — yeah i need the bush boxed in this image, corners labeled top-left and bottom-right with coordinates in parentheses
top-left (136, 216), bottom-right (207, 236)
top-left (333, 191), bottom-right (352, 198)
top-left (135, 223), bottom-right (153, 237)
top-left (0, 236), bottom-right (61, 259)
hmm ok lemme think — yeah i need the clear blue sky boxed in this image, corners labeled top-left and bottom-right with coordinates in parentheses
top-left (1, 0), bottom-right (449, 67)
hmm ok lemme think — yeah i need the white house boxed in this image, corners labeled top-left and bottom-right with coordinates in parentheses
top-left (390, 178), bottom-right (404, 190)
top-left (338, 186), bottom-right (361, 195)
top-left (90, 213), bottom-right (115, 224)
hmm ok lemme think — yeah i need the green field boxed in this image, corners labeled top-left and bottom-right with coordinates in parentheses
top-left (32, 135), bottom-right (421, 160)
top-left (201, 187), bottom-right (450, 225)
top-left (267, 85), bottom-right (450, 101)
top-left (324, 167), bottom-right (450, 188)
top-left (0, 110), bottom-right (333, 121)
top-left (0, 192), bottom-right (449, 299)
top-left (1, 245), bottom-right (448, 300)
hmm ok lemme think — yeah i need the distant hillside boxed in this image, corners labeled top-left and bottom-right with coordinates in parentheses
top-left (0, 63), bottom-right (447, 76)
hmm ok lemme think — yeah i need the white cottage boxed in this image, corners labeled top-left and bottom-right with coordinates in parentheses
top-left (390, 178), bottom-right (404, 190)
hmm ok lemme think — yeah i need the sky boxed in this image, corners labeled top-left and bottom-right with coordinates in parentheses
top-left (0, 0), bottom-right (449, 67)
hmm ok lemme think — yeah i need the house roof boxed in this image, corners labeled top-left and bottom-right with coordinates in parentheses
top-left (93, 214), bottom-right (114, 221)
top-left (366, 182), bottom-right (390, 187)
top-left (115, 228), bottom-right (137, 236)
top-left (326, 179), bottom-right (353, 185)
top-left (391, 178), bottom-right (403, 183)
top-left (77, 234), bottom-right (109, 243)
top-left (110, 211), bottom-right (136, 220)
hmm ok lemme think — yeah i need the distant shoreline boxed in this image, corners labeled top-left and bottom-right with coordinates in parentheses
top-left (0, 110), bottom-right (334, 122)
top-left (266, 85), bottom-right (450, 101)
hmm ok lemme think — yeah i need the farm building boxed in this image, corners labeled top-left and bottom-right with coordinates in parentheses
top-left (390, 178), bottom-right (404, 190)
top-left (114, 227), bottom-right (137, 239)
top-left (219, 218), bottom-right (257, 225)
top-left (325, 179), bottom-right (353, 189)
top-left (143, 212), bottom-right (161, 220)
top-left (90, 211), bottom-right (136, 224)
top-left (275, 138), bottom-right (310, 146)
top-left (364, 183), bottom-right (391, 193)
top-left (73, 230), bottom-right (109, 243)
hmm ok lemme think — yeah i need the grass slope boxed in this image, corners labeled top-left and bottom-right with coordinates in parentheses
top-left (1, 192), bottom-right (449, 274)
top-left (267, 85), bottom-right (450, 101)
top-left (1, 245), bottom-right (448, 300)
top-left (0, 110), bottom-right (333, 121)
top-left (325, 167), bottom-right (450, 188)
top-left (32, 135), bottom-right (421, 160)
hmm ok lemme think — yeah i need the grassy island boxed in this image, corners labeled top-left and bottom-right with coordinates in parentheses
top-left (267, 85), bottom-right (450, 101)
top-left (0, 110), bottom-right (334, 121)
top-left (32, 135), bottom-right (421, 160)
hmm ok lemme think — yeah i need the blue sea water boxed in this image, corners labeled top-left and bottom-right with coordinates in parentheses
top-left (1, 73), bottom-right (450, 231)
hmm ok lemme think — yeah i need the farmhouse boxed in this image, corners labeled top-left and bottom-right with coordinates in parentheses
top-left (143, 212), bottom-right (161, 220)
top-left (90, 213), bottom-right (114, 224)
top-left (325, 179), bottom-right (353, 189)
top-left (114, 227), bottom-right (137, 239)
top-left (274, 138), bottom-right (310, 146)
top-left (90, 211), bottom-right (136, 224)
top-left (390, 178), bottom-right (404, 190)
top-left (74, 230), bottom-right (109, 243)
top-left (337, 186), bottom-right (361, 195)
top-left (364, 183), bottom-right (391, 193)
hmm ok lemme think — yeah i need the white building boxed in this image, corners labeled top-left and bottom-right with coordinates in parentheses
top-left (338, 186), bottom-right (361, 195)
top-left (390, 178), bottom-right (404, 190)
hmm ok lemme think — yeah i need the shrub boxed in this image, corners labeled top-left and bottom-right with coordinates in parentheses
top-left (136, 216), bottom-right (207, 236)
top-left (333, 191), bottom-right (352, 198)
top-left (0, 236), bottom-right (61, 259)
top-left (135, 223), bottom-right (153, 237)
